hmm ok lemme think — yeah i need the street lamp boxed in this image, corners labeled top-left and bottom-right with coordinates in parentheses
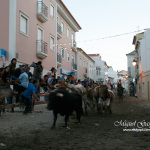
top-left (132, 59), bottom-right (137, 67)
top-left (125, 74), bottom-right (128, 78)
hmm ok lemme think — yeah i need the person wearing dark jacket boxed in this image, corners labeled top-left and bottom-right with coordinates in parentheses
top-left (9, 58), bottom-right (17, 79)
top-left (30, 61), bottom-right (43, 93)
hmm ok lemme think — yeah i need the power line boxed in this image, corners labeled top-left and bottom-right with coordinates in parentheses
top-left (77, 28), bottom-right (147, 43)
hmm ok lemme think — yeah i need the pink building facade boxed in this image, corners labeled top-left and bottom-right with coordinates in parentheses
top-left (0, 0), bottom-right (81, 76)
top-left (0, 0), bottom-right (101, 81)
top-left (77, 48), bottom-right (95, 81)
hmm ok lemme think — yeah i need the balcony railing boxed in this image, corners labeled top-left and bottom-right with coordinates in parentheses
top-left (37, 1), bottom-right (48, 22)
top-left (71, 62), bottom-right (77, 71)
top-left (71, 39), bottom-right (77, 50)
top-left (57, 24), bottom-right (62, 39)
top-left (36, 40), bottom-right (48, 59)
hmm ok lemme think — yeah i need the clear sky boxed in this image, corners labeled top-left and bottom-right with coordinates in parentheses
top-left (62, 0), bottom-right (150, 71)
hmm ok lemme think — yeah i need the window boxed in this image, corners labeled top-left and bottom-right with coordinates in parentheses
top-left (50, 36), bottom-right (55, 50)
top-left (96, 67), bottom-right (101, 76)
top-left (50, 4), bottom-right (55, 18)
top-left (80, 58), bottom-right (82, 66)
top-left (72, 55), bottom-right (75, 63)
top-left (61, 47), bottom-right (64, 58)
top-left (20, 12), bottom-right (28, 36)
top-left (67, 52), bottom-right (70, 62)
top-left (61, 22), bottom-right (64, 33)
top-left (37, 26), bottom-right (44, 53)
top-left (67, 28), bottom-right (70, 38)
top-left (37, 26), bottom-right (43, 41)
top-left (72, 33), bottom-right (75, 47)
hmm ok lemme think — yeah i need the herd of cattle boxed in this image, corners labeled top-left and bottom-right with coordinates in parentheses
top-left (0, 82), bottom-right (115, 128)
top-left (47, 83), bottom-right (115, 129)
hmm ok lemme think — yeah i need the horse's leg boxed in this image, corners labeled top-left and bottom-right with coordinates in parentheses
top-left (51, 111), bottom-right (57, 129)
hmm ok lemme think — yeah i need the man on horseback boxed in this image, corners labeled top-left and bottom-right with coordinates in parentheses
top-left (117, 79), bottom-right (124, 101)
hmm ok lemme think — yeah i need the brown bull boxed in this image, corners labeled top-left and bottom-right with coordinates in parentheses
top-left (95, 85), bottom-right (115, 114)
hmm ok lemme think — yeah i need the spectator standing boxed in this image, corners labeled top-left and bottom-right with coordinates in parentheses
top-left (39, 75), bottom-right (48, 92)
top-left (22, 79), bottom-right (39, 114)
top-left (30, 61), bottom-right (43, 93)
top-left (70, 72), bottom-right (75, 84)
top-left (13, 67), bottom-right (29, 102)
top-left (50, 67), bottom-right (57, 79)
top-left (9, 58), bottom-right (17, 79)
top-left (13, 65), bottom-right (22, 80)
top-left (48, 76), bottom-right (55, 90)
top-left (60, 74), bottom-right (66, 81)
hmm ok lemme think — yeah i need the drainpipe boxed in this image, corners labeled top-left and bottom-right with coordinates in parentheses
top-left (9, 0), bottom-right (16, 61)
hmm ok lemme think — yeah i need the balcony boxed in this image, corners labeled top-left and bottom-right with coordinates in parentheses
top-left (71, 62), bottom-right (77, 71)
top-left (57, 53), bottom-right (62, 67)
top-left (37, 1), bottom-right (48, 23)
top-left (84, 67), bottom-right (88, 75)
top-left (36, 40), bottom-right (48, 59)
top-left (71, 40), bottom-right (77, 51)
top-left (57, 24), bottom-right (62, 39)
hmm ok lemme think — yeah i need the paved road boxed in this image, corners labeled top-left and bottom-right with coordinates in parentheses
top-left (0, 97), bottom-right (150, 150)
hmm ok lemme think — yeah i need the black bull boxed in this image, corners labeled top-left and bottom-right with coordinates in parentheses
top-left (47, 90), bottom-right (83, 128)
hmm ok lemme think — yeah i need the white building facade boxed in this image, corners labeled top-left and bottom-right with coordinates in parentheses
top-left (88, 54), bottom-right (108, 84)
top-left (134, 29), bottom-right (150, 100)
top-left (108, 66), bottom-right (118, 83)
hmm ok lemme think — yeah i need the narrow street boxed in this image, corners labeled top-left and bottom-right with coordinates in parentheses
top-left (0, 97), bottom-right (150, 150)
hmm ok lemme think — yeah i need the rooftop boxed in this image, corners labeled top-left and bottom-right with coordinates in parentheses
top-left (126, 50), bottom-right (136, 56)
top-left (77, 48), bottom-right (95, 62)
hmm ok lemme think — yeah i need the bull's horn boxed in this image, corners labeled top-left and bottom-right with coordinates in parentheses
top-left (54, 84), bottom-right (59, 89)
top-left (94, 86), bottom-right (100, 92)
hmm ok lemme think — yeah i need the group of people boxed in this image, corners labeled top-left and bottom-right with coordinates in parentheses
top-left (0, 59), bottom-right (43, 114)
top-left (0, 58), bottom-right (89, 115)
top-left (107, 79), bottom-right (125, 98)
top-left (1, 58), bottom-right (120, 115)
top-left (0, 59), bottom-right (56, 114)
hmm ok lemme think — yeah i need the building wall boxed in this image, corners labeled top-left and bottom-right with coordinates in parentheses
top-left (127, 55), bottom-right (135, 79)
top-left (126, 54), bottom-right (136, 94)
top-left (77, 52), bottom-right (89, 80)
top-left (108, 67), bottom-right (117, 83)
top-left (16, 0), bottom-right (57, 71)
top-left (89, 56), bottom-right (106, 82)
top-left (139, 29), bottom-right (150, 73)
top-left (0, 0), bottom-right (10, 60)
top-left (57, 12), bottom-right (76, 75)
top-left (139, 71), bottom-right (150, 100)
top-left (137, 29), bottom-right (150, 100)
top-left (88, 61), bottom-right (95, 80)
